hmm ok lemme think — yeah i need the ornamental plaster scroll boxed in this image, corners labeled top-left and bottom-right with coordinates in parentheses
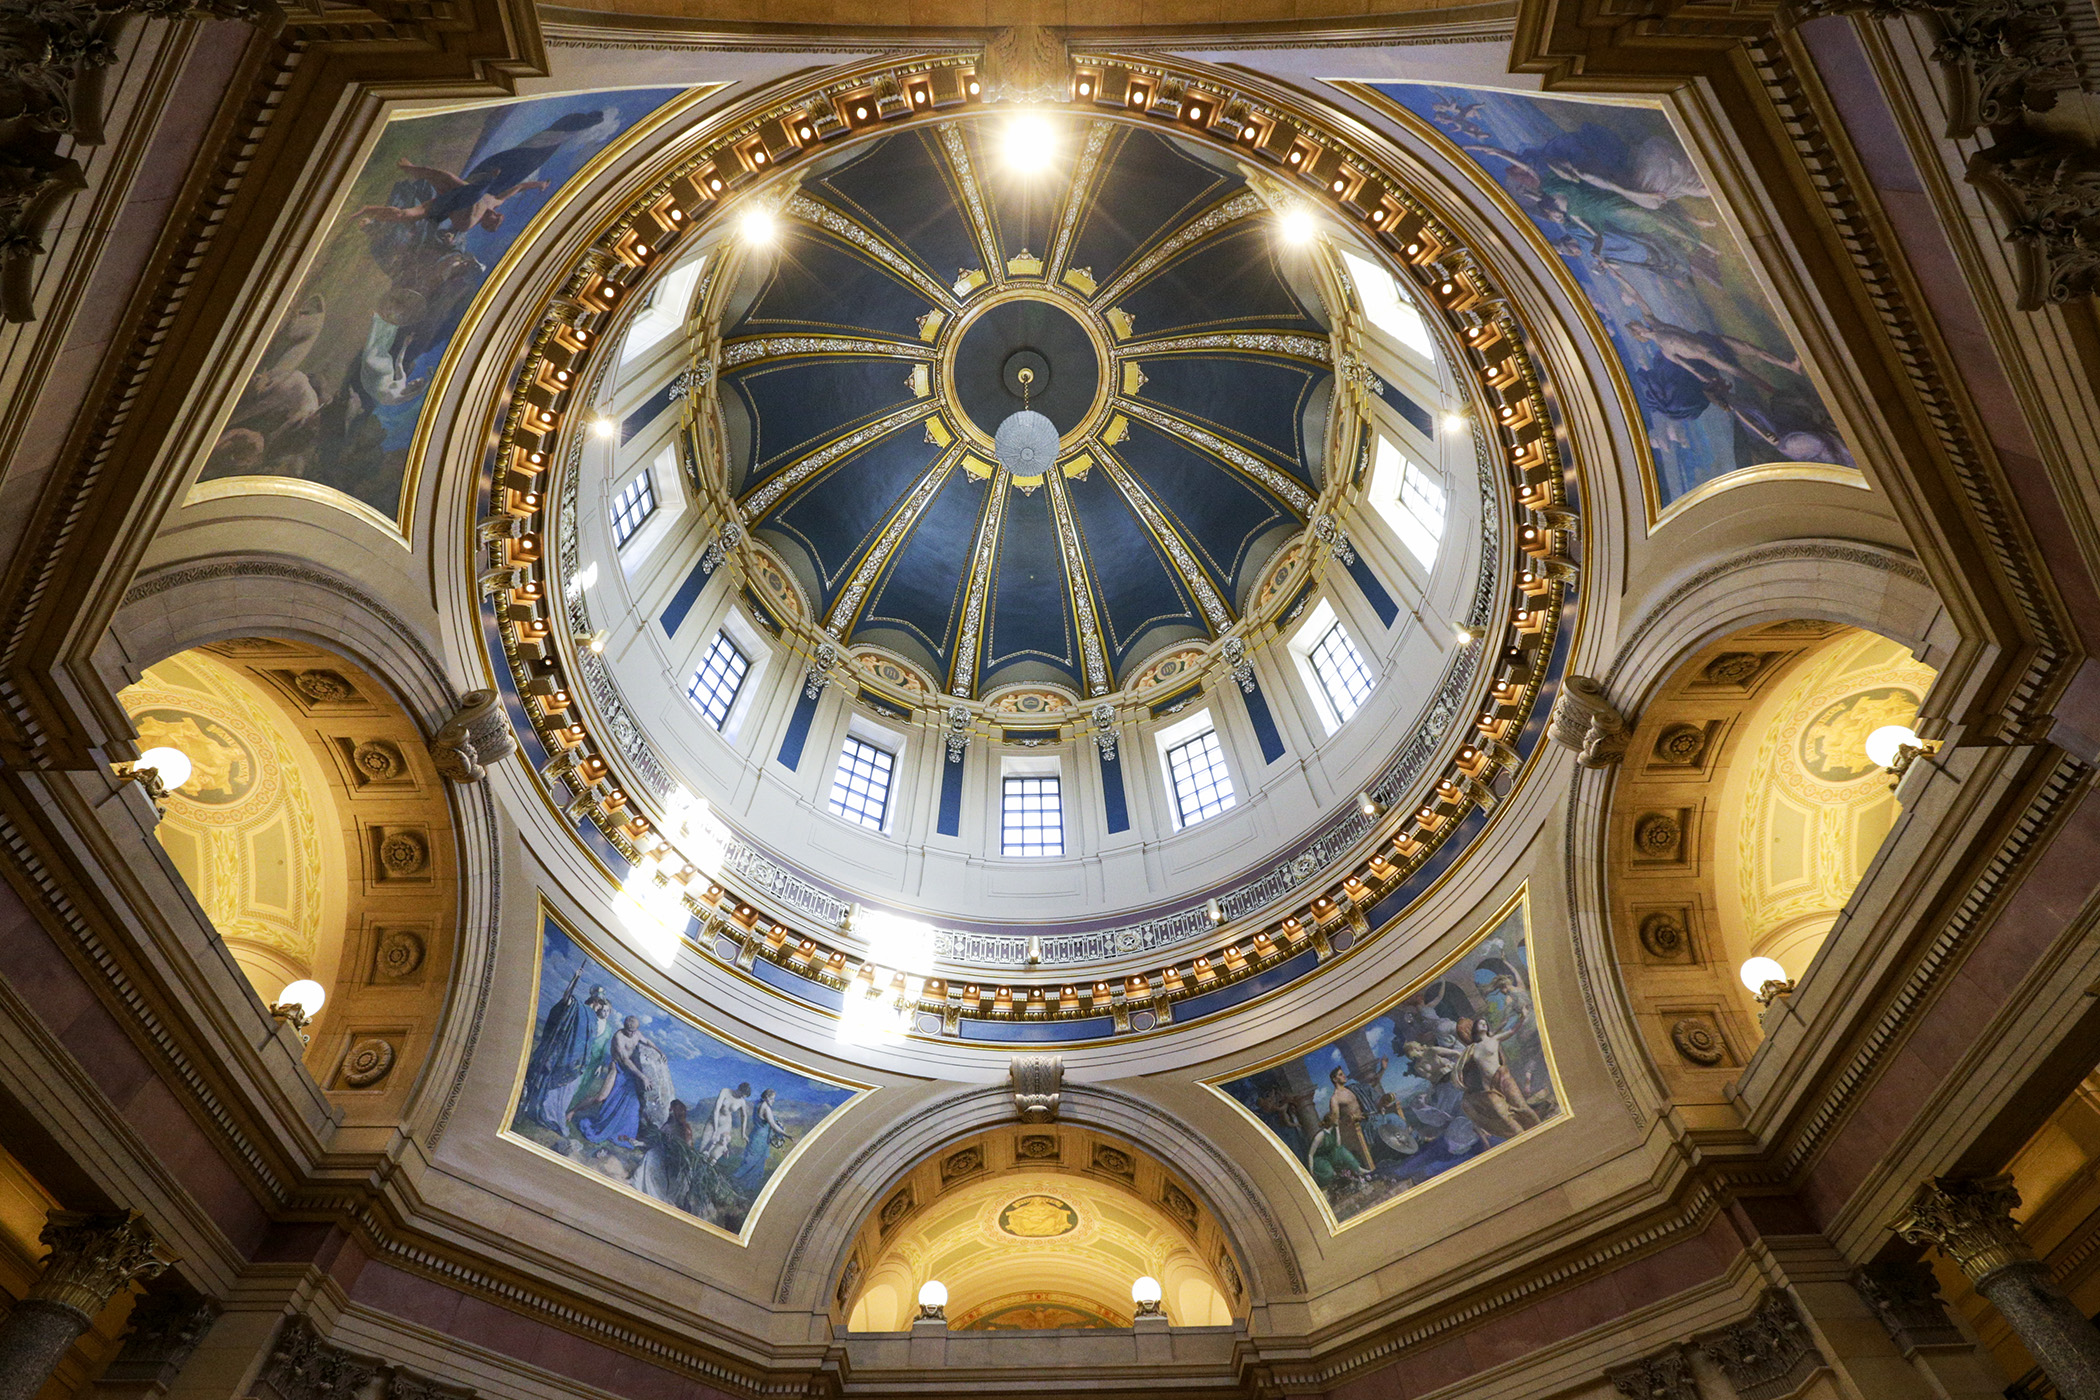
top-left (110, 557), bottom-right (505, 1151)
top-left (774, 1082), bottom-right (1305, 1311)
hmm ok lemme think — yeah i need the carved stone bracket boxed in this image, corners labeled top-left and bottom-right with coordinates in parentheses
top-left (1788, 0), bottom-right (2088, 133)
top-left (255, 1319), bottom-right (474, 1400)
top-left (100, 1287), bottom-right (219, 1390)
top-left (1311, 512), bottom-right (1356, 565)
top-left (0, 0), bottom-right (277, 319)
top-left (1607, 1346), bottom-right (1702, 1400)
top-left (1091, 702), bottom-right (1117, 759)
top-left (945, 702), bottom-right (970, 762)
top-left (1854, 1260), bottom-right (1968, 1351)
top-left (1549, 674), bottom-right (1632, 767)
top-left (1010, 1054), bottom-right (1062, 1122)
top-left (429, 689), bottom-right (515, 783)
top-left (978, 25), bottom-right (1066, 104)
top-left (804, 640), bottom-right (837, 700)
top-left (1967, 130), bottom-right (2100, 309)
top-left (1222, 635), bottom-right (1256, 693)
top-left (1693, 1289), bottom-right (1829, 1400)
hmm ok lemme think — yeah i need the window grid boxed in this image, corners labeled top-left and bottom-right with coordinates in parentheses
top-left (1396, 460), bottom-right (1446, 567)
top-left (1002, 776), bottom-right (1065, 857)
top-left (684, 633), bottom-right (749, 731)
top-left (828, 736), bottom-right (896, 832)
top-left (610, 469), bottom-right (658, 549)
top-left (1310, 621), bottom-right (1376, 724)
top-left (1166, 729), bottom-right (1236, 828)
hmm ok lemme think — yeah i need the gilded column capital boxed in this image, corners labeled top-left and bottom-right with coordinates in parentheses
top-left (28, 1211), bottom-right (173, 1321)
top-left (1891, 1175), bottom-right (2034, 1285)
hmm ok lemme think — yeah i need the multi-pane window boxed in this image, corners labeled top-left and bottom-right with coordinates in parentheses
top-left (828, 735), bottom-right (896, 832)
top-left (1166, 728), bottom-right (1236, 828)
top-left (1373, 438), bottom-right (1446, 568)
top-left (1002, 776), bottom-right (1065, 857)
top-left (610, 469), bottom-right (658, 549)
top-left (684, 633), bottom-right (749, 731)
top-left (1310, 620), bottom-right (1375, 724)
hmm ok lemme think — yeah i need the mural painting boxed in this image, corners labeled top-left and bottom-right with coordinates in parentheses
top-left (1213, 896), bottom-right (1560, 1225)
top-left (1370, 83), bottom-right (1855, 515)
top-left (509, 916), bottom-right (862, 1238)
top-left (197, 88), bottom-right (689, 525)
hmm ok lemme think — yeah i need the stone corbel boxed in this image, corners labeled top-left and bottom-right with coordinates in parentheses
top-left (1786, 0), bottom-right (2086, 135)
top-left (1692, 1289), bottom-right (1829, 1400)
top-left (1854, 1260), bottom-right (1968, 1352)
top-left (1966, 129), bottom-right (2100, 309)
top-left (804, 641), bottom-right (838, 700)
top-left (1010, 1054), bottom-right (1062, 1122)
top-left (429, 690), bottom-right (515, 783)
top-left (1607, 1345), bottom-right (1702, 1399)
top-left (1548, 674), bottom-right (1632, 767)
top-left (254, 1318), bottom-right (474, 1400)
top-left (978, 25), bottom-right (1067, 104)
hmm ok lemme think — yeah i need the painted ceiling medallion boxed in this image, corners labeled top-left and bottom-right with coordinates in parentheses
top-left (998, 1194), bottom-right (1080, 1237)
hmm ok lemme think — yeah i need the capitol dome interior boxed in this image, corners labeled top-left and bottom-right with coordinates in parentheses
top-left (3, 4), bottom-right (2100, 1400)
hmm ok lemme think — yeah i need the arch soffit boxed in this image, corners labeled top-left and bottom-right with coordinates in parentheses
top-left (106, 553), bottom-right (505, 1149)
top-left (777, 1084), bottom-right (1306, 1315)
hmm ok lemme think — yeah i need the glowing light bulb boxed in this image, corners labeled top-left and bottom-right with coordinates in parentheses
top-left (590, 417), bottom-right (617, 440)
top-left (1004, 112), bottom-right (1055, 172)
top-left (1132, 1276), bottom-right (1163, 1305)
top-left (739, 208), bottom-right (776, 244)
top-left (917, 1280), bottom-right (947, 1308)
top-left (1279, 208), bottom-right (1317, 245)
top-left (1739, 956), bottom-right (1787, 994)
top-left (136, 745), bottom-right (193, 791)
top-left (278, 979), bottom-right (326, 1017)
top-left (1443, 413), bottom-right (1469, 434)
top-left (1865, 724), bottom-right (1921, 769)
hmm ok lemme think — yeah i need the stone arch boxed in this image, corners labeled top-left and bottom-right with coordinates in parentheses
top-left (1561, 541), bottom-right (1948, 1123)
top-left (105, 555), bottom-right (504, 1147)
top-left (774, 1083), bottom-right (1305, 1318)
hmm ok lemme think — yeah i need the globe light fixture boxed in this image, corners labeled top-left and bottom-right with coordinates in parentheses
top-left (135, 745), bottom-right (193, 792)
top-left (1864, 723), bottom-right (1923, 770)
top-left (272, 978), bottom-right (327, 1036)
top-left (1739, 956), bottom-right (1791, 1005)
top-left (1131, 1276), bottom-right (1164, 1318)
top-left (1003, 112), bottom-right (1055, 172)
top-left (916, 1278), bottom-right (948, 1321)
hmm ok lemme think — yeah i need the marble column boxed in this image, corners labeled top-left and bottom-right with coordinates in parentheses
top-left (0, 1211), bottom-right (170, 1400)
top-left (1894, 1174), bottom-right (2100, 1400)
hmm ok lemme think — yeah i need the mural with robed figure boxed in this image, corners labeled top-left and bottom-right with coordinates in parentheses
top-left (507, 914), bottom-right (864, 1239)
top-left (195, 87), bottom-right (695, 528)
top-left (1211, 894), bottom-right (1561, 1227)
top-left (1364, 82), bottom-right (1857, 518)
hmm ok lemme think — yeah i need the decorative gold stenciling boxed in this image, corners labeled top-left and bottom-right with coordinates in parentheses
top-left (998, 1194), bottom-right (1080, 1238)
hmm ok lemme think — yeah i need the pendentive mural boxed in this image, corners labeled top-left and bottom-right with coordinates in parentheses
top-left (1212, 893), bottom-right (1561, 1227)
top-left (1368, 83), bottom-right (1856, 518)
top-left (508, 914), bottom-right (863, 1239)
top-left (195, 87), bottom-right (692, 528)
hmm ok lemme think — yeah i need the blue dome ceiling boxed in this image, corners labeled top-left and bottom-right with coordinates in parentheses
top-left (716, 115), bottom-right (1334, 700)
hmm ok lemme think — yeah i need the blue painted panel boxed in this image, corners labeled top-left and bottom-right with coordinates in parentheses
top-left (1112, 420), bottom-right (1295, 588)
top-left (1119, 221), bottom-right (1325, 337)
top-left (981, 485), bottom-right (1080, 690)
top-left (1378, 378), bottom-right (1435, 438)
top-left (937, 744), bottom-right (966, 837)
top-left (777, 686), bottom-right (821, 770)
top-left (736, 228), bottom-right (935, 341)
top-left (1242, 678), bottom-right (1286, 764)
top-left (1099, 744), bottom-right (1129, 833)
top-left (1172, 949), bottom-right (1319, 1023)
top-left (620, 378), bottom-right (680, 445)
top-left (763, 427), bottom-right (942, 610)
top-left (1133, 355), bottom-right (1326, 472)
top-left (812, 130), bottom-right (983, 287)
top-left (750, 952), bottom-right (845, 1011)
top-left (958, 1014), bottom-right (1120, 1043)
top-left (1069, 127), bottom-right (1242, 289)
top-left (726, 356), bottom-right (916, 482)
top-left (660, 556), bottom-right (712, 636)
top-left (854, 468), bottom-right (982, 668)
top-left (1062, 467), bottom-right (1201, 669)
top-left (1346, 553), bottom-right (1400, 628)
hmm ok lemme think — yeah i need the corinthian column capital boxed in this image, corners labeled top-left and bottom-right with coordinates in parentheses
top-left (29, 1212), bottom-right (172, 1322)
top-left (1891, 1175), bottom-right (2034, 1285)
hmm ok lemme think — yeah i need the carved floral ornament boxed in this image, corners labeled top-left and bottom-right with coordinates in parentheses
top-left (476, 51), bottom-right (1580, 1039)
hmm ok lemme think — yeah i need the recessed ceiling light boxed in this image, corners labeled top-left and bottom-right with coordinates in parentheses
top-left (1278, 208), bottom-right (1317, 245)
top-left (1004, 112), bottom-right (1055, 173)
top-left (740, 208), bottom-right (776, 244)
